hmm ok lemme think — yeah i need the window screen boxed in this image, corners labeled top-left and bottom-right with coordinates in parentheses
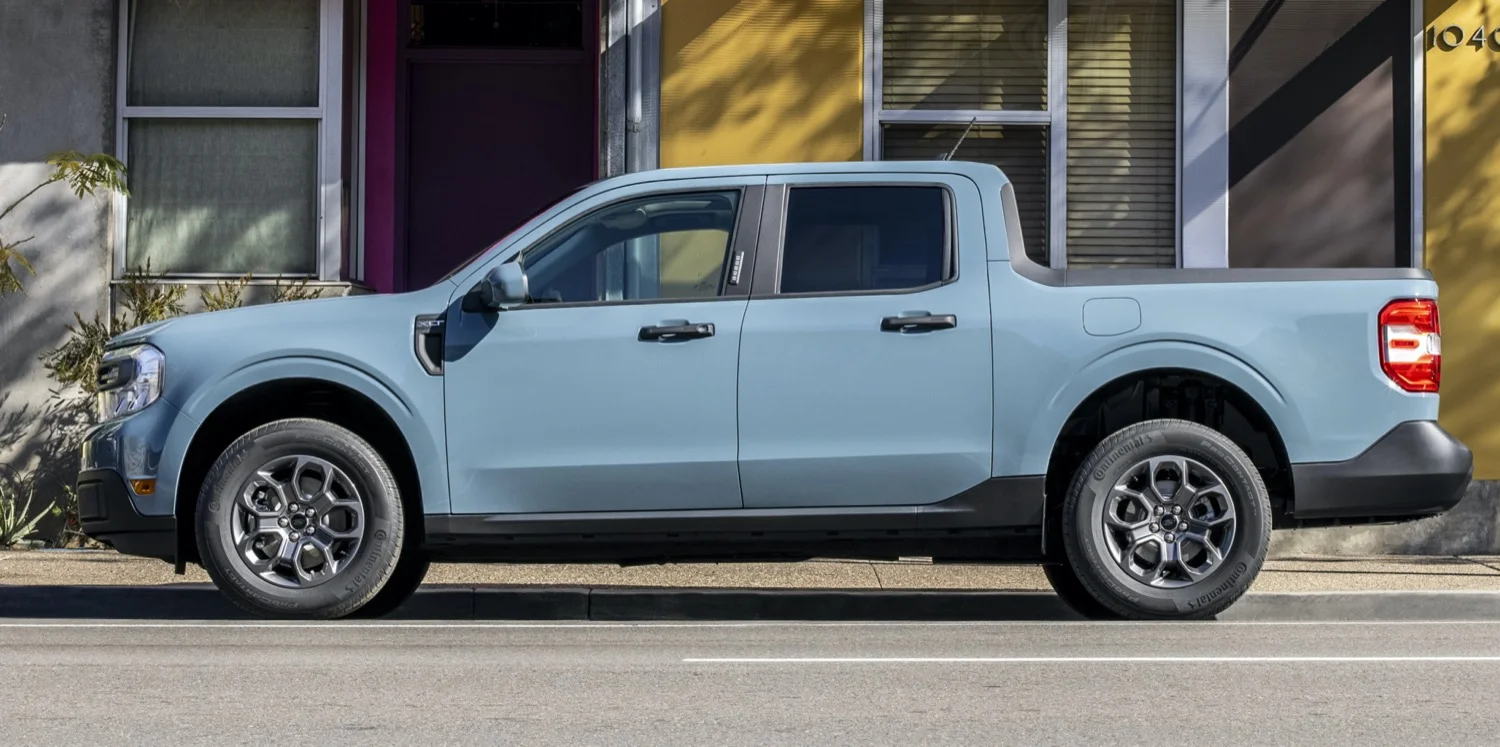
top-left (122, 0), bottom-right (327, 277)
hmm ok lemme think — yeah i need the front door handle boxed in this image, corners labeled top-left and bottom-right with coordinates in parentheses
top-left (639, 322), bottom-right (716, 342)
top-left (881, 313), bottom-right (957, 332)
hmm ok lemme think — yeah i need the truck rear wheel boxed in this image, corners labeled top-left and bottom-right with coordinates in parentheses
top-left (1059, 419), bottom-right (1271, 620)
top-left (195, 418), bottom-right (404, 619)
top-left (1042, 563), bottom-right (1123, 620)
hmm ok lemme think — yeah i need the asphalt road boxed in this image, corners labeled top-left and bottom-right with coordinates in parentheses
top-left (4, 620), bottom-right (1500, 745)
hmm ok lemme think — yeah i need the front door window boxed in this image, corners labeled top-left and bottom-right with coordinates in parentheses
top-left (520, 191), bottom-right (741, 304)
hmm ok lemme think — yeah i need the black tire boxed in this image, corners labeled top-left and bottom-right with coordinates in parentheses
top-left (196, 418), bottom-right (404, 619)
top-left (1060, 419), bottom-right (1271, 620)
top-left (1043, 563), bottom-right (1124, 620)
top-left (349, 544), bottom-right (430, 618)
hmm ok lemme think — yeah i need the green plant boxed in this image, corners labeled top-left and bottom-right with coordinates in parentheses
top-left (201, 273), bottom-right (252, 312)
top-left (51, 485), bottom-right (100, 549)
top-left (42, 262), bottom-right (185, 395)
top-left (0, 115), bottom-right (129, 296)
top-left (0, 472), bottom-right (55, 548)
top-left (271, 276), bottom-right (324, 303)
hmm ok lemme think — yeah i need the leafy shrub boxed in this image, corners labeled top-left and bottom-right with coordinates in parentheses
top-left (0, 469), bottom-right (56, 548)
top-left (42, 263), bottom-right (185, 395)
top-left (271, 276), bottom-right (324, 303)
top-left (201, 274), bottom-right (252, 312)
top-left (0, 116), bottom-right (129, 297)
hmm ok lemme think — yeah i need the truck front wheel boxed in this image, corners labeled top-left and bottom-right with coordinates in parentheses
top-left (1057, 419), bottom-right (1271, 620)
top-left (195, 418), bottom-right (405, 619)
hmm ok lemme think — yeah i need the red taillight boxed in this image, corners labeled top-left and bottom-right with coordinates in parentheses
top-left (1379, 299), bottom-right (1441, 393)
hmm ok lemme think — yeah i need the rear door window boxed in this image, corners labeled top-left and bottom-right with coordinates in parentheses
top-left (778, 186), bottom-right (950, 295)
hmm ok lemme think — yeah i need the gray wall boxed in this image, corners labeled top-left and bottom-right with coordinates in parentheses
top-left (0, 0), bottom-right (117, 511)
top-left (1273, 482), bottom-right (1500, 556)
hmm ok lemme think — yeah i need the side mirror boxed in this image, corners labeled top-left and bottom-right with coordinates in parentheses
top-left (478, 263), bottom-right (529, 310)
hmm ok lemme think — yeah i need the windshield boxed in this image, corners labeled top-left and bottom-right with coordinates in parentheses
top-left (436, 181), bottom-right (596, 284)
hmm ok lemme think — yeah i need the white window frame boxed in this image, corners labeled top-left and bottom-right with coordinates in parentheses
top-left (1409, 0), bottom-right (1424, 269)
top-left (865, 0), bottom-right (1229, 269)
top-left (113, 0), bottom-right (345, 281)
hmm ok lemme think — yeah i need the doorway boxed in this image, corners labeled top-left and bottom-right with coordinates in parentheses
top-left (397, 0), bottom-right (598, 289)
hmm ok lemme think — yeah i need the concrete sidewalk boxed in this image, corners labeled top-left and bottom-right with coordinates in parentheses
top-left (7, 550), bottom-right (1500, 621)
top-left (5, 549), bottom-right (1500, 592)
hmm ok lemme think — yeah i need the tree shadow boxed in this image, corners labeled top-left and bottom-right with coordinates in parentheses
top-left (1423, 0), bottom-right (1500, 482)
top-left (1227, 0), bottom-right (1410, 268)
top-left (659, 0), bottom-right (865, 167)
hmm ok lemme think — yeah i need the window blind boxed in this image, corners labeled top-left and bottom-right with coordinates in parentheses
top-left (1066, 0), bottom-right (1177, 267)
top-left (882, 0), bottom-right (1049, 111)
top-left (882, 123), bottom-right (1049, 265)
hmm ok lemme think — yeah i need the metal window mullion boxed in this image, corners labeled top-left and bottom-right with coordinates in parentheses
top-left (115, 271), bottom-right (317, 281)
top-left (876, 109), bottom-right (1049, 126)
top-left (120, 106), bottom-right (325, 119)
top-left (317, 0), bottom-right (344, 283)
top-left (866, 0), bottom-right (882, 160)
top-left (353, 0), bottom-right (369, 281)
top-left (114, 0), bottom-right (133, 282)
top-left (1180, 0), bottom-right (1230, 268)
top-left (626, 0), bottom-right (660, 172)
top-left (1411, 0), bottom-right (1425, 269)
top-left (1175, 0), bottom-right (1185, 267)
top-left (1047, 0), bottom-right (1067, 270)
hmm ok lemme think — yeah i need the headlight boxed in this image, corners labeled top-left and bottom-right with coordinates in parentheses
top-left (96, 344), bottom-right (165, 420)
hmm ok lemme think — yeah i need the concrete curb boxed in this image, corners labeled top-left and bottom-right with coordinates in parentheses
top-left (5, 584), bottom-right (1500, 621)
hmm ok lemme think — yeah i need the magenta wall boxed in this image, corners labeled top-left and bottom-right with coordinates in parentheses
top-left (363, 0), bottom-right (397, 293)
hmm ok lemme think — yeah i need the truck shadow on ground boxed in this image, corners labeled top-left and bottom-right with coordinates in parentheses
top-left (0, 585), bottom-right (1092, 622)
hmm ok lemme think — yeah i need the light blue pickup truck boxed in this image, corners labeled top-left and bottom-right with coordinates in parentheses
top-left (78, 161), bottom-right (1472, 620)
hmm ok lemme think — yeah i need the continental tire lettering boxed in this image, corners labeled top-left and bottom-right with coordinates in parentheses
top-left (1092, 433), bottom-right (1156, 481)
top-left (1188, 561), bottom-right (1250, 610)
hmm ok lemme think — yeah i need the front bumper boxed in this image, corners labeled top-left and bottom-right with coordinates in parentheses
top-left (76, 469), bottom-right (175, 561)
top-left (75, 400), bottom-right (189, 562)
top-left (1290, 420), bottom-right (1474, 523)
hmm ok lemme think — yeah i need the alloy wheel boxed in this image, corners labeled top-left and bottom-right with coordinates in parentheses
top-left (230, 455), bottom-right (366, 588)
top-left (1100, 455), bottom-right (1237, 589)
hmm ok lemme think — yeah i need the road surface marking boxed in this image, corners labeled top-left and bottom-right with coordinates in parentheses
top-left (2, 620), bottom-right (1500, 629)
top-left (682, 656), bottom-right (1500, 663)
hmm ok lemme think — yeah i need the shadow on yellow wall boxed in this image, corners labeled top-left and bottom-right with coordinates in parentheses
top-left (1426, 0), bottom-right (1500, 479)
top-left (660, 0), bottom-right (864, 167)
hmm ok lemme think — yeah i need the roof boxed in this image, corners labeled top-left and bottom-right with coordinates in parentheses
top-left (589, 159), bottom-right (1010, 191)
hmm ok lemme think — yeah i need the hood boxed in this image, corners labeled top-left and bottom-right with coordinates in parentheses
top-left (107, 283), bottom-right (457, 351)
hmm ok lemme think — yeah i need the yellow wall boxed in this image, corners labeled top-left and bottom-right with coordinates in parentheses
top-left (1426, 0), bottom-right (1500, 479)
top-left (659, 0), bottom-right (864, 168)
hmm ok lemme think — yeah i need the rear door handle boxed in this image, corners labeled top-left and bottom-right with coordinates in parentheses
top-left (880, 314), bottom-right (957, 332)
top-left (639, 322), bottom-right (716, 342)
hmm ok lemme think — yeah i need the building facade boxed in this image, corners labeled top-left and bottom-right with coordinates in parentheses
top-left (0, 0), bottom-right (1497, 494)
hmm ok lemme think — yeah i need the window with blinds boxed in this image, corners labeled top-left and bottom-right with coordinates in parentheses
top-left (879, 0), bottom-right (1050, 265)
top-left (881, 0), bottom-right (1048, 111)
top-left (883, 124), bottom-right (1049, 265)
top-left (876, 0), bottom-right (1178, 268)
top-left (1066, 0), bottom-right (1178, 268)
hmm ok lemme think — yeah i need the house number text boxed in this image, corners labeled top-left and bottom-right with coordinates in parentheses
top-left (1430, 25), bottom-right (1500, 51)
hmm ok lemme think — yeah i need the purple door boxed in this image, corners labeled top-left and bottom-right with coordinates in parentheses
top-left (399, 0), bottom-right (596, 289)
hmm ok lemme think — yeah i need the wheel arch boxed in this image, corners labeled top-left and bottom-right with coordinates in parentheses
top-left (1038, 356), bottom-right (1298, 557)
top-left (168, 365), bottom-right (441, 570)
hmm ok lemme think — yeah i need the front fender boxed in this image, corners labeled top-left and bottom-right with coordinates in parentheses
top-left (160, 356), bottom-right (450, 517)
top-left (1011, 340), bottom-right (1306, 476)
